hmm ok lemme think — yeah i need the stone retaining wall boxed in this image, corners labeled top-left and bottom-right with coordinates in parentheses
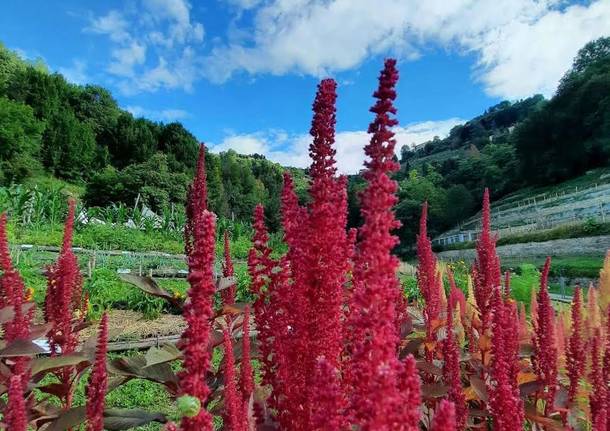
top-left (437, 235), bottom-right (610, 261)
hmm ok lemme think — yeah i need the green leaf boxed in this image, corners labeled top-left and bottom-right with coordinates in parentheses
top-left (31, 353), bottom-right (89, 375)
top-left (217, 276), bottom-right (237, 291)
top-left (415, 360), bottom-right (443, 376)
top-left (119, 274), bottom-right (183, 308)
top-left (421, 382), bottom-right (449, 398)
top-left (0, 339), bottom-right (46, 357)
top-left (103, 408), bottom-right (166, 430)
top-left (469, 376), bottom-right (489, 403)
top-left (145, 344), bottom-right (182, 367)
top-left (45, 406), bottom-right (86, 431)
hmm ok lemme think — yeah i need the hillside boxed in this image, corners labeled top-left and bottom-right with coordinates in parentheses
top-left (389, 37), bottom-right (610, 253)
top-left (0, 42), bottom-right (307, 230)
top-left (434, 167), bottom-right (610, 248)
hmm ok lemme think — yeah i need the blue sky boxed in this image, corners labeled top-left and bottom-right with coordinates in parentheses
top-left (1, 0), bottom-right (609, 172)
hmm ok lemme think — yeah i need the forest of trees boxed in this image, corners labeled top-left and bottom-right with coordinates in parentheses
top-left (1, 37), bottom-right (609, 251)
top-left (0, 42), bottom-right (302, 230)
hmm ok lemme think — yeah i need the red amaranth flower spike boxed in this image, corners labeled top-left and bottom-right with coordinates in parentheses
top-left (87, 313), bottom-right (109, 431)
top-left (240, 306), bottom-right (254, 400)
top-left (247, 205), bottom-right (294, 424)
top-left (239, 306), bottom-right (255, 428)
top-left (222, 231), bottom-right (236, 305)
top-left (532, 257), bottom-right (557, 414)
top-left (489, 287), bottom-right (524, 431)
top-left (45, 199), bottom-right (84, 356)
top-left (248, 205), bottom-right (273, 298)
top-left (178, 205), bottom-right (216, 431)
top-left (300, 77), bottom-right (352, 428)
top-left (589, 329), bottom-right (607, 431)
top-left (185, 144), bottom-right (208, 257)
top-left (6, 374), bottom-right (27, 431)
top-left (222, 329), bottom-right (242, 431)
top-left (472, 189), bottom-right (501, 334)
top-left (346, 58), bottom-right (420, 430)
top-left (311, 356), bottom-right (347, 431)
top-left (0, 212), bottom-right (15, 303)
top-left (417, 202), bottom-right (441, 362)
top-left (431, 400), bottom-right (456, 431)
top-left (443, 298), bottom-right (466, 430)
top-left (447, 270), bottom-right (466, 320)
top-left (0, 213), bottom-right (32, 382)
top-left (603, 305), bottom-right (610, 394)
top-left (278, 173), bottom-right (311, 428)
top-left (567, 287), bottom-right (585, 404)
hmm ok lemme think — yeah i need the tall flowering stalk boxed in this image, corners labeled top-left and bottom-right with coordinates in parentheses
top-left (417, 202), bottom-right (441, 362)
top-left (0, 213), bottom-right (32, 383)
top-left (311, 356), bottom-right (347, 431)
top-left (532, 257), bottom-right (557, 415)
top-left (268, 79), bottom-right (352, 428)
top-left (44, 199), bottom-right (85, 409)
top-left (45, 199), bottom-right (84, 356)
top-left (431, 400), bottom-right (456, 431)
top-left (278, 173), bottom-right (310, 427)
top-left (586, 286), bottom-right (601, 337)
top-left (602, 308), bottom-right (610, 431)
top-left (346, 58), bottom-right (420, 430)
top-left (488, 287), bottom-right (524, 431)
top-left (248, 205), bottom-right (295, 425)
top-left (86, 313), bottom-right (109, 431)
top-left (472, 188), bottom-right (501, 335)
top-left (589, 329), bottom-right (607, 430)
top-left (178, 145), bottom-right (215, 431)
top-left (247, 205), bottom-right (274, 381)
top-left (6, 375), bottom-right (27, 431)
top-left (443, 298), bottom-right (466, 430)
top-left (567, 287), bottom-right (585, 404)
top-left (222, 329), bottom-right (242, 431)
top-left (301, 77), bottom-right (353, 428)
top-left (185, 145), bottom-right (208, 257)
top-left (239, 306), bottom-right (254, 427)
top-left (222, 231), bottom-right (236, 305)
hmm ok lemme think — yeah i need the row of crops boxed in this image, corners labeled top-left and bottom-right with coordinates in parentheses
top-left (0, 184), bottom-right (253, 238)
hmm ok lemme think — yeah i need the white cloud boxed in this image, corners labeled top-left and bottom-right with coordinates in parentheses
top-left (205, 0), bottom-right (610, 98)
top-left (86, 0), bottom-right (205, 94)
top-left (107, 42), bottom-right (147, 77)
top-left (58, 59), bottom-right (89, 84)
top-left (87, 10), bottom-right (131, 43)
top-left (143, 0), bottom-right (204, 47)
top-left (210, 118), bottom-right (464, 173)
top-left (472, 1), bottom-right (610, 97)
top-left (126, 105), bottom-right (190, 121)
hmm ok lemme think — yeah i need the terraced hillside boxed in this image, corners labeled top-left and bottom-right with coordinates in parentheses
top-left (434, 167), bottom-right (610, 247)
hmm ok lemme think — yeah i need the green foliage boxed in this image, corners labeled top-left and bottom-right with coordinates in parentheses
top-left (0, 97), bottom-right (44, 182)
top-left (547, 256), bottom-right (604, 279)
top-left (394, 168), bottom-right (448, 254)
top-left (42, 109), bottom-right (96, 180)
top-left (84, 268), bottom-right (167, 320)
top-left (515, 36), bottom-right (610, 184)
top-left (510, 264), bottom-right (539, 306)
top-left (107, 113), bottom-right (158, 168)
top-left (401, 275), bottom-right (419, 301)
top-left (0, 43), bottom-right (293, 229)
